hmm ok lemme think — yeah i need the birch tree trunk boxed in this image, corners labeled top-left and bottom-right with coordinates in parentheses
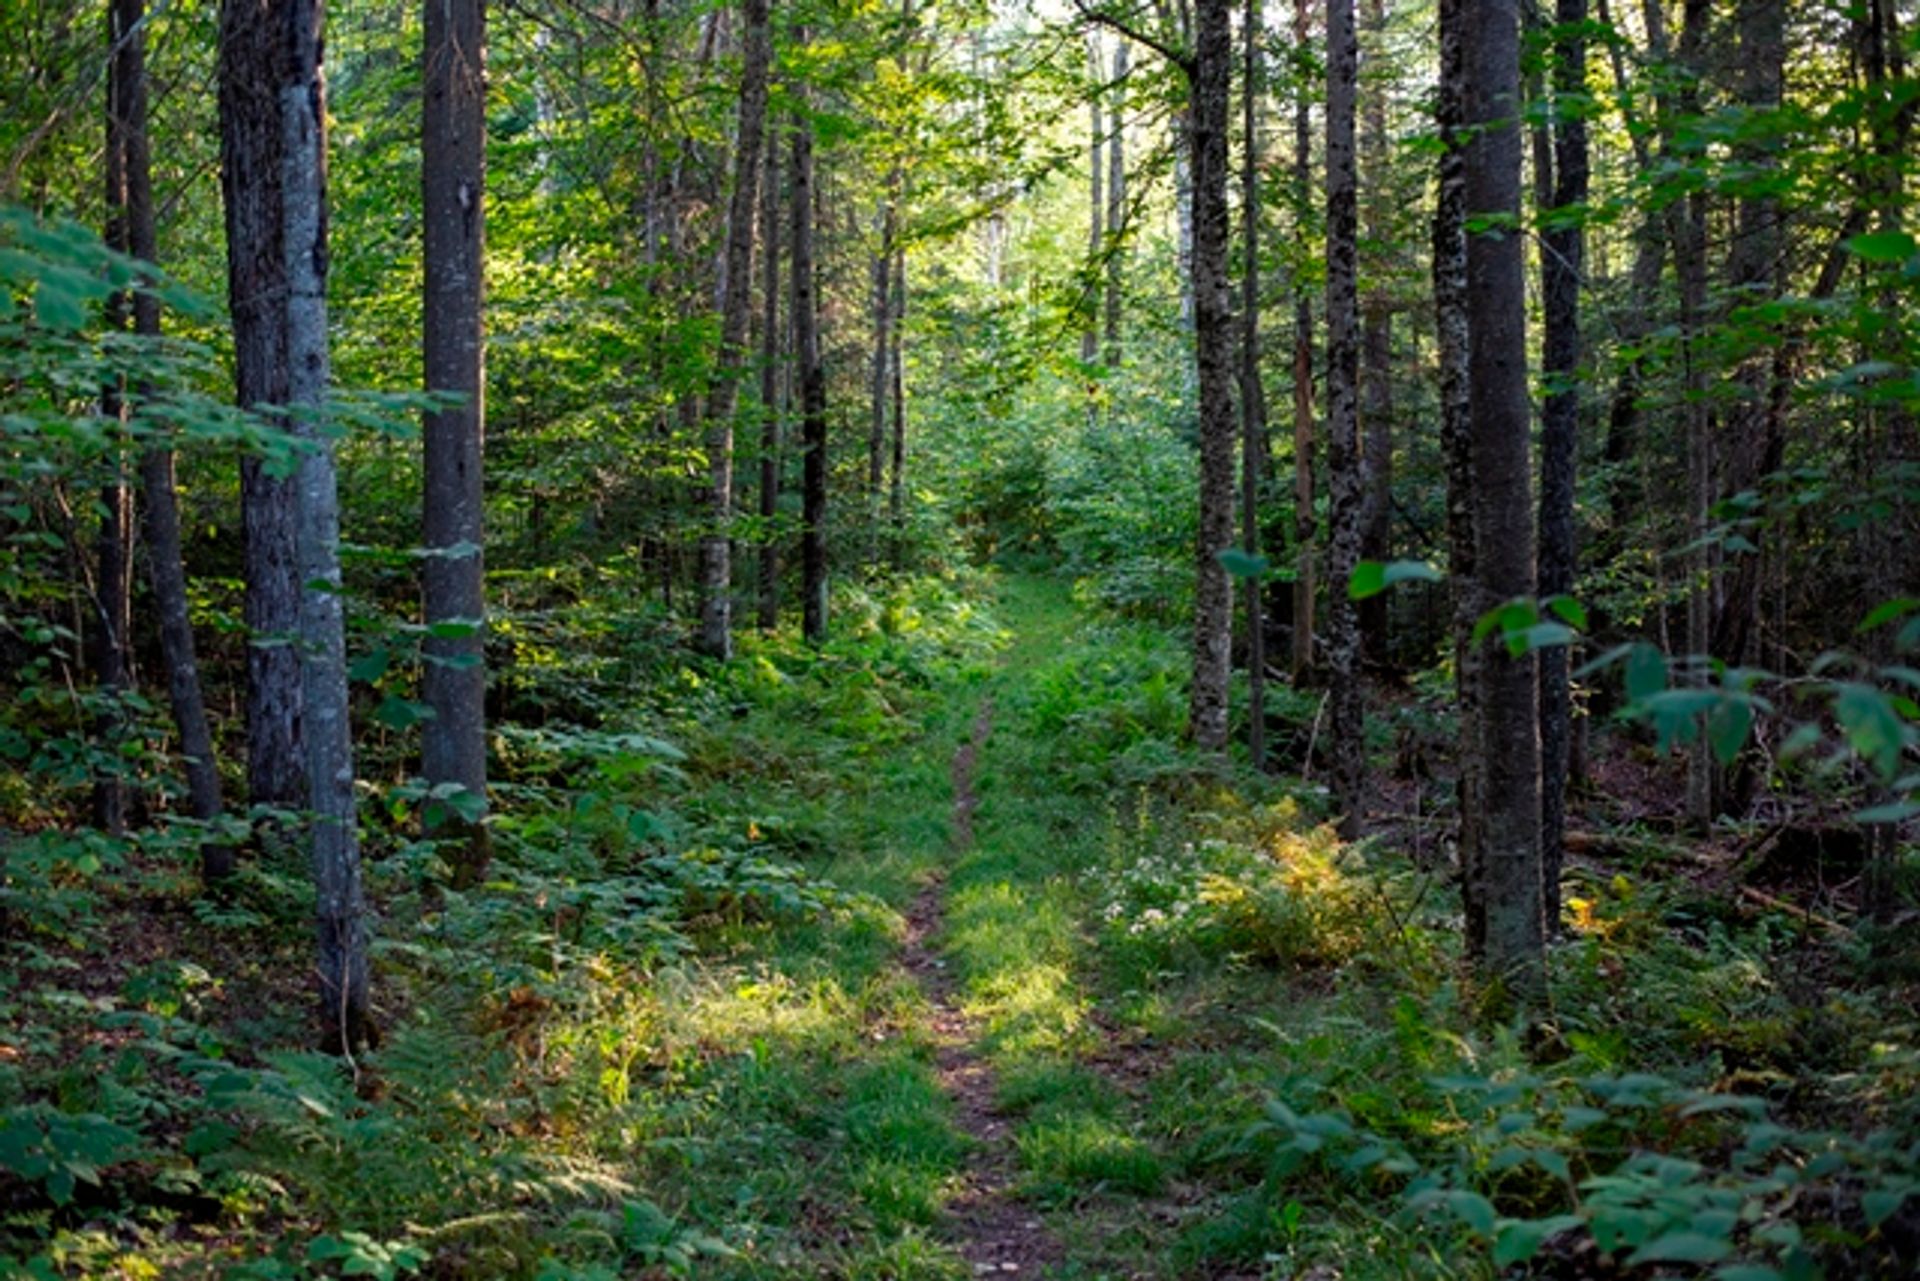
top-left (280, 0), bottom-right (372, 1053)
top-left (421, 0), bottom-right (490, 883)
top-left (697, 0), bottom-right (771, 659)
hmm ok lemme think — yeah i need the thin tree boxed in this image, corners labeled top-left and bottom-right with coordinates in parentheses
top-left (887, 244), bottom-right (907, 558)
top-left (1356, 0), bottom-right (1393, 662)
top-left (1084, 30), bottom-right (1105, 375)
top-left (1105, 39), bottom-right (1129, 369)
top-left (117, 0), bottom-right (226, 871)
top-left (698, 0), bottom-right (772, 659)
top-left (1241, 0), bottom-right (1269, 770)
top-left (1458, 0), bottom-right (1544, 998)
top-left (868, 197), bottom-right (897, 533)
top-left (421, 0), bottom-right (489, 883)
top-left (219, 0), bottom-right (303, 820)
top-left (792, 47), bottom-right (829, 645)
top-left (1537, 0), bottom-right (1588, 926)
top-left (757, 120), bottom-right (783, 630)
top-left (1290, 0), bottom-right (1316, 680)
top-left (1324, 0), bottom-right (1364, 834)
top-left (95, 0), bottom-right (139, 837)
top-left (281, 0), bottom-right (372, 1051)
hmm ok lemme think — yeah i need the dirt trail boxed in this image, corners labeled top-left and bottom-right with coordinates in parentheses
top-left (897, 702), bottom-right (1061, 1276)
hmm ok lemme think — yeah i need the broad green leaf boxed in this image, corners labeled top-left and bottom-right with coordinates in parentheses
top-left (1863, 1187), bottom-right (1910, 1228)
top-left (1545, 596), bottom-right (1588, 629)
top-left (1846, 230), bottom-right (1919, 262)
top-left (1445, 1189), bottom-right (1497, 1235)
top-left (1855, 800), bottom-right (1920, 823)
top-left (1350, 559), bottom-right (1443, 599)
top-left (1218, 547), bottom-right (1271, 580)
top-left (1857, 598), bottom-right (1919, 633)
top-left (1833, 682), bottom-right (1904, 778)
top-left (1627, 1231), bottom-right (1732, 1265)
top-left (1709, 697), bottom-right (1754, 764)
top-left (1493, 1215), bottom-right (1583, 1267)
top-left (1625, 644), bottom-right (1667, 702)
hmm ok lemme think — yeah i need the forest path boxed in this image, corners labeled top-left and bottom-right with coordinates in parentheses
top-left (894, 698), bottom-right (1063, 1276)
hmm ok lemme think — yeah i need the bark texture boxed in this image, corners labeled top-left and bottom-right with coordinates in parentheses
top-left (421, 0), bottom-right (490, 882)
top-left (1460, 0), bottom-right (1544, 998)
top-left (1325, 0), bottom-right (1365, 834)
top-left (1290, 0), bottom-right (1316, 680)
top-left (1241, 0), bottom-right (1268, 771)
top-left (220, 0), bottom-right (303, 816)
top-left (698, 0), bottom-right (771, 658)
top-left (280, 0), bottom-right (372, 1052)
top-left (1187, 0), bottom-right (1236, 752)
top-left (792, 63), bottom-right (829, 646)
top-left (757, 128), bottom-right (782, 630)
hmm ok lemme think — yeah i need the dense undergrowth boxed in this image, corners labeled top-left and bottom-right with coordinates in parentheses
top-left (4, 568), bottom-right (1917, 1278)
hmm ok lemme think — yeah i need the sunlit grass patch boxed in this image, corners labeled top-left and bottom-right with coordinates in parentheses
top-left (1015, 1108), bottom-right (1165, 1201)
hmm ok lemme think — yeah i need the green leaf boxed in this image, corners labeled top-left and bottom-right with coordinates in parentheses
top-left (1628, 1231), bottom-right (1732, 1265)
top-left (1855, 800), bottom-right (1920, 823)
top-left (1514, 622), bottom-right (1575, 655)
top-left (1350, 559), bottom-right (1443, 599)
top-left (1625, 644), bottom-right (1668, 702)
top-left (1445, 1189), bottom-right (1497, 1235)
top-left (1713, 1267), bottom-right (1782, 1281)
top-left (1863, 1187), bottom-right (1910, 1228)
top-left (349, 648), bottom-right (392, 684)
top-left (1709, 697), bottom-right (1754, 764)
top-left (1846, 230), bottom-right (1919, 263)
top-left (1546, 596), bottom-right (1588, 629)
top-left (1218, 548), bottom-right (1271, 580)
top-left (1857, 598), bottom-right (1919, 633)
top-left (1493, 1215), bottom-right (1582, 1266)
top-left (1833, 682), bottom-right (1904, 778)
top-left (375, 695), bottom-right (436, 730)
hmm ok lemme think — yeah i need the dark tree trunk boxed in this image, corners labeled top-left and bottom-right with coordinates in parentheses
top-left (1460, 0), bottom-right (1544, 999)
top-left (868, 197), bottom-right (896, 536)
top-left (279, 0), bottom-right (372, 1053)
top-left (421, 0), bottom-right (490, 884)
top-left (1188, 0), bottom-right (1236, 753)
top-left (792, 56), bottom-right (829, 646)
top-left (1242, 0), bottom-right (1269, 772)
top-left (1325, 0), bottom-right (1365, 834)
top-left (1105, 39), bottom-right (1129, 369)
top-left (117, 0), bottom-right (226, 870)
top-left (1537, 0), bottom-right (1589, 929)
top-left (757, 123), bottom-right (782, 631)
top-left (1435, 0), bottom-right (1481, 954)
top-left (1356, 0), bottom-right (1393, 664)
top-left (220, 0), bottom-right (303, 817)
top-left (887, 246), bottom-right (907, 561)
top-left (698, 0), bottom-right (772, 659)
top-left (1290, 0), bottom-right (1316, 681)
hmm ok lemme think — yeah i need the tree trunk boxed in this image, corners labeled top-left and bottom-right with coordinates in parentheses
top-left (1242, 0), bottom-right (1269, 771)
top-left (279, 0), bottom-right (372, 1054)
top-left (421, 0), bottom-right (489, 884)
top-left (698, 0), bottom-right (771, 660)
top-left (95, 0), bottom-right (139, 837)
top-left (757, 122), bottom-right (782, 631)
top-left (888, 246), bottom-right (907, 561)
top-left (868, 196), bottom-right (896, 539)
top-left (792, 55), bottom-right (829, 646)
top-left (1290, 0), bottom-right (1316, 681)
top-left (219, 0), bottom-right (303, 818)
top-left (1434, 0), bottom-right (1481, 954)
top-left (1460, 0), bottom-right (1544, 1000)
top-left (1356, 0), bottom-right (1393, 665)
top-left (1105, 40), bottom-right (1129, 370)
top-left (1325, 0), bottom-right (1365, 835)
top-left (1189, 0), bottom-right (1235, 753)
top-left (1085, 32), bottom-right (1105, 375)
top-left (117, 0), bottom-right (226, 870)
top-left (1537, 0), bottom-right (1589, 929)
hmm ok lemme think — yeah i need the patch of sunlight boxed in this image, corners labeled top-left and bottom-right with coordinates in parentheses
top-left (945, 879), bottom-right (1077, 980)
top-left (1016, 1110), bottom-right (1164, 1199)
top-left (659, 965), bottom-right (864, 1055)
top-left (970, 962), bottom-right (1087, 1055)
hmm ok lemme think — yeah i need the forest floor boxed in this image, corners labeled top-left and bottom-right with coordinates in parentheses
top-left (4, 570), bottom-right (1915, 1279)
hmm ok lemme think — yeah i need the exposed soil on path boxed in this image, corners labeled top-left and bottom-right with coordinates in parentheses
top-left (897, 702), bottom-right (1062, 1277)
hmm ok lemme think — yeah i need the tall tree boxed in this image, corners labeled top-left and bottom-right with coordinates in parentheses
top-left (1105, 39), bottom-right (1129, 369)
top-left (698, 0), bottom-right (772, 659)
top-left (1241, 0), bottom-right (1269, 771)
top-left (792, 47), bottom-right (829, 646)
top-left (219, 0), bottom-right (303, 819)
top-left (1356, 0), bottom-right (1393, 661)
top-left (868, 198), bottom-right (897, 528)
top-left (1189, 0), bottom-right (1237, 752)
top-left (1324, 0), bottom-right (1364, 834)
top-left (280, 0), bottom-right (372, 1051)
top-left (421, 0), bottom-right (489, 883)
top-left (1084, 31), bottom-right (1105, 374)
top-left (1290, 0), bottom-right (1316, 680)
top-left (1458, 0), bottom-right (1544, 997)
top-left (757, 121), bottom-right (783, 631)
top-left (95, 0), bottom-right (139, 837)
top-left (117, 0), bottom-right (227, 869)
top-left (1537, 0), bottom-right (1589, 926)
